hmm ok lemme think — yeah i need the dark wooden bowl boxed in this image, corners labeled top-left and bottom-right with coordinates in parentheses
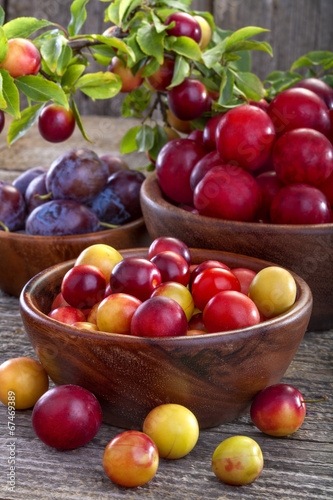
top-left (20, 248), bottom-right (312, 430)
top-left (140, 173), bottom-right (332, 331)
top-left (0, 218), bottom-right (149, 297)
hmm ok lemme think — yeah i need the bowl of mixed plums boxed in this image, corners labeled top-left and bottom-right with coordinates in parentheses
top-left (20, 236), bottom-right (312, 429)
top-left (0, 148), bottom-right (149, 297)
top-left (141, 81), bottom-right (333, 330)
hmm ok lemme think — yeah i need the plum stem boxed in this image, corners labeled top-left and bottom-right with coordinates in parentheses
top-left (99, 221), bottom-right (119, 229)
top-left (302, 395), bottom-right (328, 404)
top-left (0, 220), bottom-right (9, 232)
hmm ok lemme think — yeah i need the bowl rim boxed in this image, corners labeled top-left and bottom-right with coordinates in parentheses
top-left (0, 216), bottom-right (145, 241)
top-left (142, 172), bottom-right (333, 231)
top-left (20, 247), bottom-right (313, 344)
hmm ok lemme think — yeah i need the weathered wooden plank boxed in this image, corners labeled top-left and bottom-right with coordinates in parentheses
top-left (213, 0), bottom-right (333, 79)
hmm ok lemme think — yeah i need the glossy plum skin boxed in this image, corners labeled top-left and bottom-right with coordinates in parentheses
top-left (24, 173), bottom-right (49, 213)
top-left (164, 12), bottom-right (202, 43)
top-left (292, 77), bottom-right (333, 109)
top-left (0, 110), bottom-right (4, 133)
top-left (25, 199), bottom-right (100, 236)
top-left (61, 264), bottom-right (106, 309)
top-left (270, 183), bottom-right (331, 224)
top-left (150, 250), bottom-right (190, 286)
top-left (96, 293), bottom-right (142, 334)
top-left (148, 236), bottom-right (191, 265)
top-left (202, 113), bottom-right (225, 151)
top-left (130, 295), bottom-right (188, 337)
top-left (191, 267), bottom-right (241, 312)
top-left (0, 181), bottom-right (26, 231)
top-left (267, 87), bottom-right (331, 137)
top-left (168, 78), bottom-right (208, 121)
top-left (38, 104), bottom-right (76, 143)
top-left (48, 306), bottom-right (86, 325)
top-left (100, 155), bottom-right (129, 175)
top-left (147, 57), bottom-right (175, 91)
top-left (103, 431), bottom-right (159, 488)
top-left (12, 166), bottom-right (46, 196)
top-left (46, 148), bottom-right (109, 203)
top-left (250, 383), bottom-right (306, 436)
top-left (108, 56), bottom-right (144, 93)
top-left (193, 164), bottom-right (262, 222)
top-left (203, 290), bottom-right (260, 333)
top-left (215, 104), bottom-right (276, 171)
top-left (190, 151), bottom-right (223, 190)
top-left (189, 259), bottom-right (230, 289)
top-left (31, 385), bottom-right (103, 449)
top-left (272, 128), bottom-right (333, 186)
top-left (0, 38), bottom-right (41, 77)
top-left (105, 170), bottom-right (145, 221)
top-left (110, 257), bottom-right (162, 301)
top-left (156, 138), bottom-right (207, 204)
top-left (256, 171), bottom-right (285, 220)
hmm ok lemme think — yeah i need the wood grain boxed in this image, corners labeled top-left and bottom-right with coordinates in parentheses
top-left (0, 288), bottom-right (332, 499)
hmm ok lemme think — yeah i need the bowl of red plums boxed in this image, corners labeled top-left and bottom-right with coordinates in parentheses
top-left (140, 80), bottom-right (333, 331)
top-left (20, 236), bottom-right (312, 429)
top-left (0, 148), bottom-right (149, 297)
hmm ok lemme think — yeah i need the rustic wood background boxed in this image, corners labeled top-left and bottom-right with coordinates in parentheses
top-left (0, 0), bottom-right (332, 116)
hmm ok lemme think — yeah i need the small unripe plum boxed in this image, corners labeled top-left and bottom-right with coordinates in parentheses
top-left (143, 403), bottom-right (199, 459)
top-left (0, 357), bottom-right (49, 410)
top-left (250, 383), bottom-right (306, 436)
top-left (212, 436), bottom-right (264, 485)
top-left (194, 15), bottom-right (212, 49)
top-left (38, 104), bottom-right (75, 143)
top-left (248, 266), bottom-right (297, 318)
top-left (164, 12), bottom-right (202, 43)
top-left (168, 78), bottom-right (208, 121)
top-left (103, 431), bottom-right (159, 488)
top-left (0, 38), bottom-right (41, 78)
top-left (108, 56), bottom-right (143, 93)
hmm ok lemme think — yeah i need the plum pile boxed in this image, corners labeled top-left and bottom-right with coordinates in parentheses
top-left (0, 149), bottom-right (145, 236)
top-left (156, 77), bottom-right (333, 225)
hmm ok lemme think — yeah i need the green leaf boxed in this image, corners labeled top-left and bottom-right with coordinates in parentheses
top-left (136, 124), bottom-right (155, 152)
top-left (0, 7), bottom-right (5, 26)
top-left (147, 125), bottom-right (168, 161)
top-left (56, 44), bottom-right (73, 76)
top-left (76, 71), bottom-right (122, 99)
top-left (151, 11), bottom-right (169, 33)
top-left (3, 18), bottom-right (54, 39)
top-left (106, 1), bottom-right (120, 26)
top-left (225, 40), bottom-right (273, 57)
top-left (120, 125), bottom-right (141, 153)
top-left (202, 40), bottom-right (227, 68)
top-left (121, 87), bottom-right (151, 117)
top-left (0, 69), bottom-right (20, 118)
top-left (168, 36), bottom-right (202, 61)
top-left (92, 34), bottom-right (136, 61)
top-left (61, 63), bottom-right (86, 88)
top-left (168, 55), bottom-right (189, 88)
top-left (7, 103), bottom-right (45, 146)
top-left (70, 97), bottom-right (91, 142)
top-left (141, 58), bottom-right (160, 78)
top-left (15, 75), bottom-right (69, 107)
top-left (291, 50), bottom-right (333, 71)
top-left (229, 50), bottom-right (251, 72)
top-left (40, 35), bottom-right (67, 73)
top-left (234, 71), bottom-right (266, 100)
top-left (0, 27), bottom-right (8, 63)
top-left (225, 26), bottom-right (269, 49)
top-left (136, 24), bottom-right (165, 64)
top-left (218, 68), bottom-right (234, 105)
top-left (68, 0), bottom-right (90, 37)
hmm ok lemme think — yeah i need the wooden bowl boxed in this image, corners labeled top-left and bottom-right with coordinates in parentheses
top-left (140, 173), bottom-right (332, 331)
top-left (0, 218), bottom-right (149, 298)
top-left (20, 248), bottom-right (312, 430)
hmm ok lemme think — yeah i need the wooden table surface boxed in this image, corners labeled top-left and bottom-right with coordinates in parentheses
top-left (0, 116), bottom-right (332, 500)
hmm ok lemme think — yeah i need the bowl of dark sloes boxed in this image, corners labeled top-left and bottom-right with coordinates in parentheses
top-left (0, 148), bottom-right (149, 297)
